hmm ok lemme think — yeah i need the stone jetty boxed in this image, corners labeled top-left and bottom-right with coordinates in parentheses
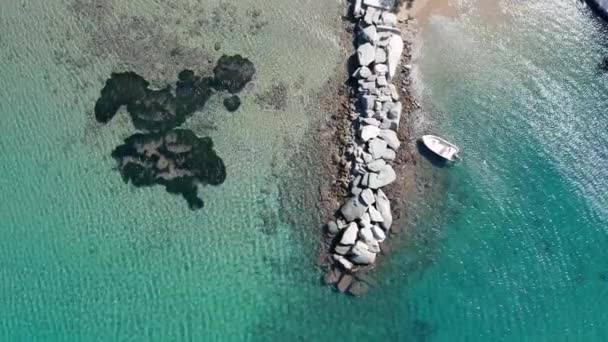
top-left (324, 0), bottom-right (404, 293)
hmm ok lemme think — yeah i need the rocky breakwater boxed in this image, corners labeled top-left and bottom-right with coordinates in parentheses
top-left (324, 0), bottom-right (404, 294)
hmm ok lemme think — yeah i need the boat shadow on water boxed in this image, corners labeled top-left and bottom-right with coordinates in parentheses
top-left (416, 140), bottom-right (454, 168)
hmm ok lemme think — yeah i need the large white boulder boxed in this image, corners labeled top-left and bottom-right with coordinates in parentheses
top-left (333, 254), bottom-right (354, 270)
top-left (382, 149), bottom-right (396, 161)
top-left (372, 225), bottom-right (387, 241)
top-left (357, 43), bottom-right (376, 66)
top-left (359, 227), bottom-right (375, 243)
top-left (368, 164), bottom-right (396, 189)
top-left (368, 205), bottom-right (385, 222)
top-left (375, 47), bottom-right (387, 64)
top-left (360, 125), bottom-right (381, 142)
top-left (388, 101), bottom-right (402, 120)
top-left (340, 222), bottom-right (359, 245)
top-left (375, 189), bottom-right (393, 230)
top-left (366, 159), bottom-right (386, 172)
top-left (368, 138), bottom-right (388, 160)
top-left (387, 34), bottom-right (404, 80)
top-left (341, 196), bottom-right (368, 222)
top-left (360, 188), bottom-right (375, 206)
top-left (350, 241), bottom-right (377, 265)
top-left (360, 25), bottom-right (378, 43)
top-left (381, 12), bottom-right (398, 26)
top-left (363, 0), bottom-right (393, 10)
top-left (379, 129), bottom-right (401, 150)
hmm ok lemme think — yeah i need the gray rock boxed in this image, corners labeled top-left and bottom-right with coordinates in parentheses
top-left (372, 225), bottom-right (387, 241)
top-left (368, 138), bottom-right (388, 160)
top-left (382, 148), bottom-right (396, 161)
top-left (350, 241), bottom-right (377, 265)
top-left (359, 66), bottom-right (372, 78)
top-left (368, 205), bottom-right (384, 222)
top-left (367, 159), bottom-right (386, 172)
top-left (361, 81), bottom-right (377, 91)
top-left (337, 219), bottom-right (349, 229)
top-left (323, 268), bottom-right (342, 285)
top-left (381, 12), bottom-right (398, 26)
top-left (362, 152), bottom-right (373, 164)
top-left (363, 7), bottom-right (376, 25)
top-left (375, 47), bottom-right (387, 64)
top-left (380, 118), bottom-right (398, 130)
top-left (351, 185), bottom-right (363, 196)
top-left (359, 227), bottom-right (375, 243)
top-left (341, 222), bottom-right (359, 245)
top-left (375, 189), bottom-right (393, 230)
top-left (327, 221), bottom-right (340, 234)
top-left (353, 0), bottom-right (364, 18)
top-left (368, 239), bottom-right (381, 253)
top-left (341, 197), bottom-right (368, 222)
top-left (374, 63), bottom-right (388, 75)
top-left (379, 129), bottom-right (401, 150)
top-left (333, 254), bottom-right (354, 270)
top-left (361, 173), bottom-right (370, 187)
top-left (376, 25), bottom-right (401, 34)
top-left (358, 43), bottom-right (376, 66)
top-left (359, 212), bottom-right (371, 226)
top-left (363, 0), bottom-right (393, 10)
top-left (360, 25), bottom-right (377, 43)
top-left (360, 95), bottom-right (375, 110)
top-left (377, 95), bottom-right (392, 102)
top-left (377, 75), bottom-right (387, 87)
top-left (387, 34), bottom-right (404, 80)
top-left (360, 188), bottom-right (376, 206)
top-left (360, 125), bottom-right (380, 141)
top-left (388, 101), bottom-right (402, 120)
top-left (335, 244), bottom-right (352, 255)
top-left (389, 84), bottom-right (399, 100)
top-left (368, 164), bottom-right (396, 189)
top-left (337, 273), bottom-right (354, 292)
top-left (362, 117), bottom-right (381, 126)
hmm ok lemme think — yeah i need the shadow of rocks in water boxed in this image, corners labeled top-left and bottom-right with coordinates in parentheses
top-left (111, 129), bottom-right (226, 210)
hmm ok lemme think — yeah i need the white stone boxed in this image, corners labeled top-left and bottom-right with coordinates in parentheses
top-left (372, 225), bottom-right (387, 241)
top-left (368, 164), bottom-right (396, 189)
top-left (368, 239), bottom-right (381, 253)
top-left (353, 0), bottom-right (364, 18)
top-left (327, 221), bottom-right (340, 234)
top-left (335, 244), bottom-right (351, 255)
top-left (362, 117), bottom-right (381, 127)
top-left (381, 12), bottom-right (398, 26)
top-left (368, 205), bottom-right (384, 222)
top-left (389, 84), bottom-right (399, 100)
top-left (359, 66), bottom-right (372, 78)
top-left (340, 222), bottom-right (359, 245)
top-left (382, 149), bottom-right (396, 161)
top-left (379, 129), bottom-right (401, 150)
top-left (360, 125), bottom-right (380, 141)
top-left (360, 95), bottom-right (375, 110)
top-left (359, 212), bottom-right (371, 226)
top-left (363, 0), bottom-right (393, 10)
top-left (360, 188), bottom-right (375, 206)
top-left (366, 159), bottom-right (386, 172)
top-left (374, 63), bottom-right (388, 75)
top-left (375, 189), bottom-right (393, 230)
top-left (388, 101), bottom-right (402, 120)
top-left (375, 47), bottom-right (387, 64)
top-left (387, 34), bottom-right (404, 80)
top-left (377, 75), bottom-right (387, 87)
top-left (341, 197), bottom-right (368, 222)
top-left (359, 227), bottom-right (375, 243)
top-left (368, 138), bottom-right (388, 160)
top-left (357, 43), bottom-right (376, 66)
top-left (333, 254), bottom-right (354, 270)
top-left (363, 7), bottom-right (376, 25)
top-left (361, 25), bottom-right (377, 43)
top-left (350, 241), bottom-right (377, 265)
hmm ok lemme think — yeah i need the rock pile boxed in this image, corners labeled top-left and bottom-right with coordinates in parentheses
top-left (325, 0), bottom-right (403, 293)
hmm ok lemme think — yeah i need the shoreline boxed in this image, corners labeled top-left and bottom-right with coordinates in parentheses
top-left (313, 0), bottom-right (442, 295)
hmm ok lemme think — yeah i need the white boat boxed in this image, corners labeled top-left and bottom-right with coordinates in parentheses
top-left (421, 135), bottom-right (460, 161)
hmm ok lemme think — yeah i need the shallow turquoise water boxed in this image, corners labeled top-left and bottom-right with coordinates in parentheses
top-left (3, 0), bottom-right (608, 340)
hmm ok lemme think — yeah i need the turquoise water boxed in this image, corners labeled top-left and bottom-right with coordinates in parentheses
top-left (3, 0), bottom-right (608, 340)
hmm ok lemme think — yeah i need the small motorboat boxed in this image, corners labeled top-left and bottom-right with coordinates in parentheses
top-left (421, 135), bottom-right (460, 161)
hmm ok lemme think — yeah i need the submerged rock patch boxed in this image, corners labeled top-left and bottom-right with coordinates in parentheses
top-left (94, 55), bottom-right (255, 209)
top-left (111, 129), bottom-right (226, 210)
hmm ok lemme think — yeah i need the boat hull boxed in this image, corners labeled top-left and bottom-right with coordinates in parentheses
top-left (421, 135), bottom-right (460, 161)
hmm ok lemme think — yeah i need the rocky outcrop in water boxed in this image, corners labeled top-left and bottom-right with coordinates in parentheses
top-left (112, 129), bottom-right (226, 209)
top-left (585, 0), bottom-right (608, 19)
top-left (95, 55), bottom-right (255, 209)
top-left (324, 0), bottom-right (404, 292)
